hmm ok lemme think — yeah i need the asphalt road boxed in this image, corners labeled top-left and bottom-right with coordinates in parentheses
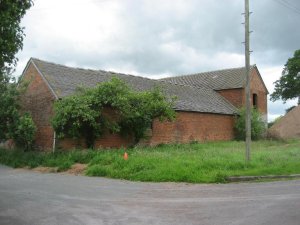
top-left (0, 165), bottom-right (300, 225)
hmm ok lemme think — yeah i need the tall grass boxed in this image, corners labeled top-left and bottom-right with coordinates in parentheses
top-left (0, 139), bottom-right (299, 183)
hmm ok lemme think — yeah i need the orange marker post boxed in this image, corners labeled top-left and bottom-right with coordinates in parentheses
top-left (123, 152), bottom-right (128, 160)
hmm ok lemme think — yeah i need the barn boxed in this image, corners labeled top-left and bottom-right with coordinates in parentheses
top-left (20, 58), bottom-right (268, 150)
top-left (268, 105), bottom-right (300, 140)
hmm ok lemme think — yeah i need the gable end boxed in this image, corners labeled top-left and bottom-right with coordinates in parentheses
top-left (20, 58), bottom-right (59, 100)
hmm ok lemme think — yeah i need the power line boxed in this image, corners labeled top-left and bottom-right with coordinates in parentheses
top-left (273, 0), bottom-right (300, 14)
top-left (280, 0), bottom-right (300, 10)
top-left (273, 0), bottom-right (300, 15)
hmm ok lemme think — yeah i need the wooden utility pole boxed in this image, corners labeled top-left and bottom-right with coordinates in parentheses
top-left (244, 0), bottom-right (251, 162)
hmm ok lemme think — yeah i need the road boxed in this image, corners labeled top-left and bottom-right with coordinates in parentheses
top-left (0, 164), bottom-right (300, 225)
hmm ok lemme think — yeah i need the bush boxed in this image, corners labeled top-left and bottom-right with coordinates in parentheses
top-left (234, 108), bottom-right (266, 140)
top-left (12, 113), bottom-right (36, 151)
top-left (52, 77), bottom-right (176, 148)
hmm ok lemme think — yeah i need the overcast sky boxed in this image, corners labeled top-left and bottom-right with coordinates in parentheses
top-left (15, 0), bottom-right (300, 121)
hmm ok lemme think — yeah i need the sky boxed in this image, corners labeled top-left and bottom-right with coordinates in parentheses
top-left (14, 0), bottom-right (300, 121)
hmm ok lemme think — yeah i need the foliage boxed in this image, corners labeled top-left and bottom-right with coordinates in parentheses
top-left (0, 81), bottom-right (36, 145)
top-left (52, 77), bottom-right (176, 148)
top-left (270, 49), bottom-right (300, 104)
top-left (0, 148), bottom-right (95, 172)
top-left (0, 0), bottom-right (33, 76)
top-left (118, 87), bottom-right (177, 143)
top-left (234, 108), bottom-right (266, 140)
top-left (0, 0), bottom-right (33, 141)
top-left (0, 83), bottom-right (20, 140)
top-left (12, 113), bottom-right (36, 151)
top-left (52, 93), bottom-right (107, 148)
top-left (1, 140), bottom-right (300, 183)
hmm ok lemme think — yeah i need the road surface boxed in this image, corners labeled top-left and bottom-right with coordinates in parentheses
top-left (0, 164), bottom-right (300, 225)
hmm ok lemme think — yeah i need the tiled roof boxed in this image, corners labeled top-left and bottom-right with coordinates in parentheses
top-left (29, 58), bottom-right (238, 115)
top-left (161, 66), bottom-right (256, 90)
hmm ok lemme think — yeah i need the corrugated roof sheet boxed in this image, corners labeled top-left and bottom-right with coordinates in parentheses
top-left (30, 58), bottom-right (238, 115)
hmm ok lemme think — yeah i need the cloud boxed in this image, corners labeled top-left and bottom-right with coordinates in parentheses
top-left (14, 0), bottom-right (300, 119)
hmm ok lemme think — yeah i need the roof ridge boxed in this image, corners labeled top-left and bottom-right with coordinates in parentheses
top-left (31, 57), bottom-right (78, 71)
top-left (31, 57), bottom-right (158, 82)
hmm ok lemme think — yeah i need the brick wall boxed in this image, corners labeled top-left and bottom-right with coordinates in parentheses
top-left (250, 68), bottom-right (268, 116)
top-left (57, 107), bottom-right (134, 150)
top-left (58, 111), bottom-right (235, 149)
top-left (58, 134), bottom-right (133, 150)
top-left (216, 68), bottom-right (268, 122)
top-left (20, 63), bottom-right (56, 151)
top-left (148, 111), bottom-right (235, 145)
top-left (217, 88), bottom-right (244, 108)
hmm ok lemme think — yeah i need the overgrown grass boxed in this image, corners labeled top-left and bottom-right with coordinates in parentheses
top-left (0, 149), bottom-right (95, 172)
top-left (0, 139), bottom-right (300, 183)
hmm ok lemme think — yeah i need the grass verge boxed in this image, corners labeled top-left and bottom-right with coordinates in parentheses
top-left (0, 139), bottom-right (299, 183)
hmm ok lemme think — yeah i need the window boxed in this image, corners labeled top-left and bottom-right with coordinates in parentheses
top-left (253, 93), bottom-right (258, 108)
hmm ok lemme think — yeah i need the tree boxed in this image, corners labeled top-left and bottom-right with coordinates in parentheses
top-left (51, 93), bottom-right (108, 148)
top-left (0, 0), bottom-right (33, 76)
top-left (0, 0), bottom-right (33, 141)
top-left (270, 49), bottom-right (300, 105)
top-left (52, 77), bottom-right (176, 148)
top-left (119, 87), bottom-right (176, 143)
top-left (0, 82), bottom-right (19, 140)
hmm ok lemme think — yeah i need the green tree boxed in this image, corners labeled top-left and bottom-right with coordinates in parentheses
top-left (0, 0), bottom-right (33, 141)
top-left (0, 82), bottom-right (19, 140)
top-left (234, 108), bottom-right (266, 140)
top-left (52, 77), bottom-right (176, 148)
top-left (270, 49), bottom-right (300, 105)
top-left (119, 87), bottom-right (176, 143)
top-left (52, 93), bottom-right (108, 148)
top-left (0, 0), bottom-right (33, 76)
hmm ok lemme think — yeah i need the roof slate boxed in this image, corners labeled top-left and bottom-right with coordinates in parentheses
top-left (161, 66), bottom-right (256, 90)
top-left (29, 58), bottom-right (238, 115)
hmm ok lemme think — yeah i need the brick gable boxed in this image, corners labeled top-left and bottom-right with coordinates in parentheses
top-left (20, 63), bottom-right (56, 150)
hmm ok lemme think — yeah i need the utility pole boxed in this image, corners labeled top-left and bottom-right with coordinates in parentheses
top-left (244, 0), bottom-right (251, 162)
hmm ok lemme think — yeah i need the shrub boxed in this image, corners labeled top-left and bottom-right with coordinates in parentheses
top-left (51, 93), bottom-right (107, 148)
top-left (234, 108), bottom-right (266, 140)
top-left (52, 77), bottom-right (176, 148)
top-left (12, 113), bottom-right (36, 151)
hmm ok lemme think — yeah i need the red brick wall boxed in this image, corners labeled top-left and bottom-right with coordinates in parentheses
top-left (148, 111), bottom-right (235, 145)
top-left (216, 68), bottom-right (268, 121)
top-left (20, 63), bottom-right (56, 151)
top-left (58, 134), bottom-right (133, 150)
top-left (250, 69), bottom-right (268, 115)
top-left (217, 88), bottom-right (244, 108)
top-left (58, 112), bottom-right (235, 149)
top-left (57, 107), bottom-right (134, 150)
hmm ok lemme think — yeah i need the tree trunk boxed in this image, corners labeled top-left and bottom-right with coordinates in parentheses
top-left (298, 96), bottom-right (300, 105)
